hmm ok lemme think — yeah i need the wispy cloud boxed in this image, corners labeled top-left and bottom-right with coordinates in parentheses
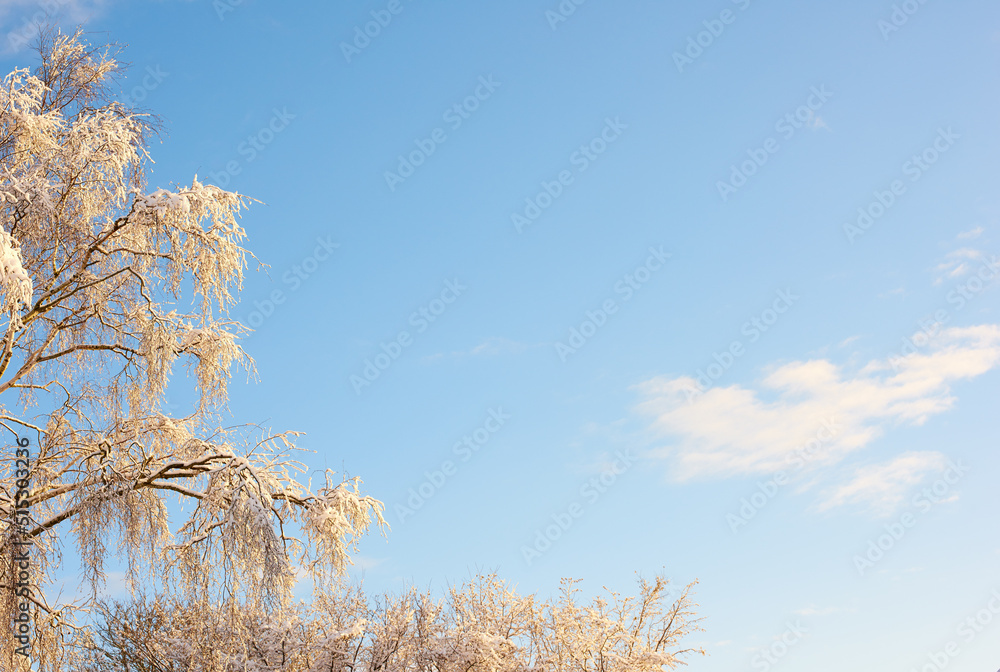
top-left (634, 325), bottom-right (1000, 484)
top-left (817, 451), bottom-right (947, 516)
top-left (793, 605), bottom-right (853, 616)
top-left (349, 555), bottom-right (385, 571)
top-left (878, 287), bottom-right (905, 299)
top-left (424, 337), bottom-right (539, 362)
top-left (957, 226), bottom-right (984, 240)
top-left (933, 247), bottom-right (984, 285)
top-left (802, 109), bottom-right (830, 132)
top-left (808, 117), bottom-right (829, 131)
top-left (65, 569), bottom-right (130, 601)
top-left (468, 336), bottom-right (532, 356)
top-left (2, 0), bottom-right (108, 54)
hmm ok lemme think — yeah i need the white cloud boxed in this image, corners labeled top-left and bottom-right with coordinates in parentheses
top-left (468, 336), bottom-right (531, 356)
top-left (349, 555), bottom-right (385, 571)
top-left (424, 337), bottom-right (538, 362)
top-left (634, 325), bottom-right (1000, 484)
top-left (957, 226), bottom-right (985, 240)
top-left (793, 605), bottom-right (853, 616)
top-left (2, 0), bottom-right (108, 54)
top-left (803, 109), bottom-right (830, 132)
top-left (66, 569), bottom-right (130, 600)
top-left (817, 451), bottom-right (947, 516)
top-left (932, 247), bottom-right (984, 285)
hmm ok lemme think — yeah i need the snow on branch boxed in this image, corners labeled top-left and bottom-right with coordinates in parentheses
top-left (0, 228), bottom-right (32, 329)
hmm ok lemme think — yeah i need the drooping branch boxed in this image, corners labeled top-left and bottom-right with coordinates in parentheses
top-left (0, 29), bottom-right (384, 670)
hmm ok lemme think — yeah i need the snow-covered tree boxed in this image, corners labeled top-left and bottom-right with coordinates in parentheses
top-left (0, 29), bottom-right (385, 670)
top-left (0, 29), bottom-right (705, 672)
top-left (81, 574), bottom-right (704, 672)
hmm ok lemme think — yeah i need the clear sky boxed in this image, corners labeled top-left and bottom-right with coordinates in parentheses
top-left (3, 1), bottom-right (1000, 670)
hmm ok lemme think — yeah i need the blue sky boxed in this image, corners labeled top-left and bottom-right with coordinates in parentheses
top-left (4, 0), bottom-right (1000, 670)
